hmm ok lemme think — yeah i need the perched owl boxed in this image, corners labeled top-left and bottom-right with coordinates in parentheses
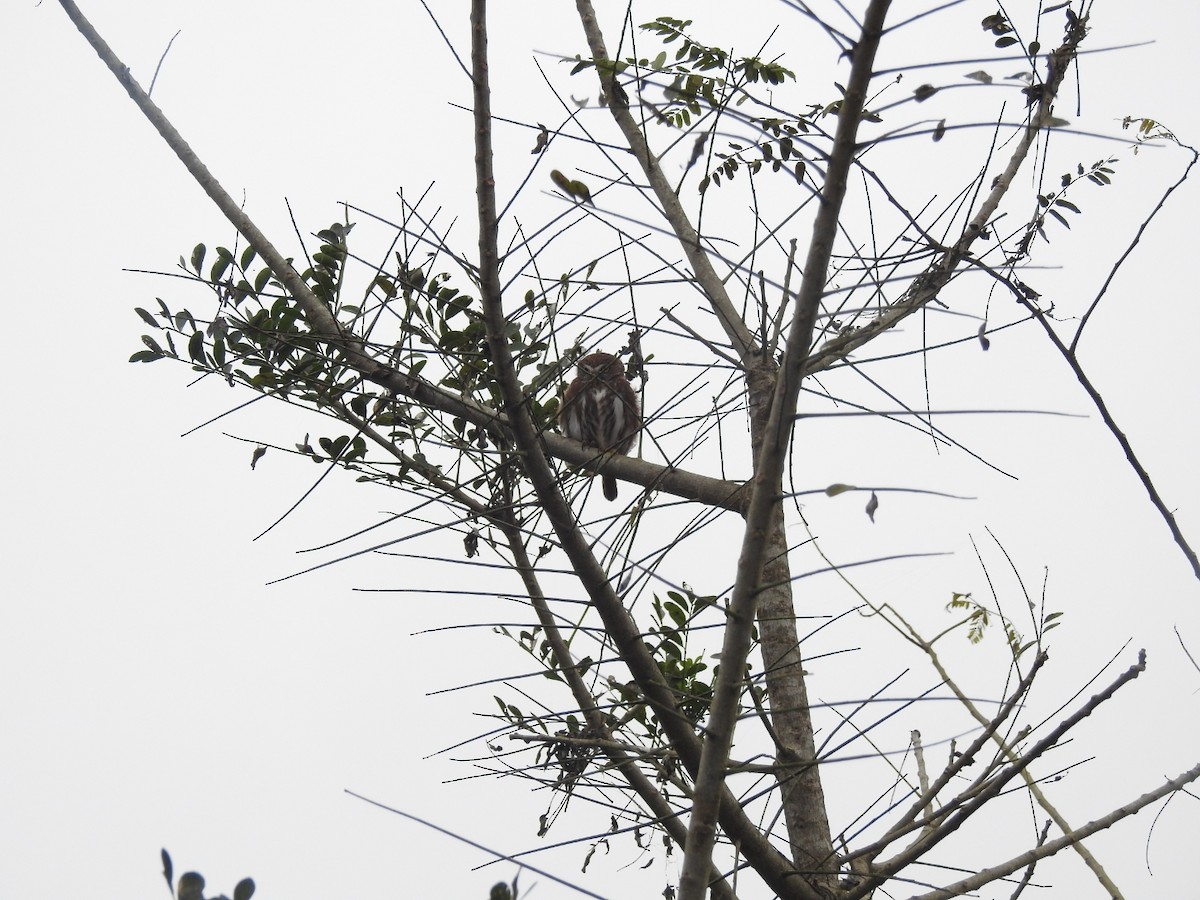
top-left (558, 352), bottom-right (641, 500)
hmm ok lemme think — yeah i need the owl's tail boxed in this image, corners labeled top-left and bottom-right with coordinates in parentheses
top-left (602, 473), bottom-right (619, 501)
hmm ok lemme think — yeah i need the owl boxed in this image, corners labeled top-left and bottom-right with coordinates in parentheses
top-left (558, 352), bottom-right (641, 500)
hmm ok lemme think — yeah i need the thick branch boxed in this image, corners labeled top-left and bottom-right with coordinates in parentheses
top-left (678, 5), bottom-right (893, 899)
top-left (57, 0), bottom-right (350, 356)
top-left (574, 0), bottom-right (758, 363)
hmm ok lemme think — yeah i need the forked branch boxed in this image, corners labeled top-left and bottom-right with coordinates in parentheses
top-left (677, 4), bottom-right (893, 898)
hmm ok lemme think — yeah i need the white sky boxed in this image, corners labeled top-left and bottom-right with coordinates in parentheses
top-left (3, 2), bottom-right (1199, 899)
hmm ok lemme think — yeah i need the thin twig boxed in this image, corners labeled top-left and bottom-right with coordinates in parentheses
top-left (967, 255), bottom-right (1200, 582)
top-left (147, 29), bottom-right (180, 98)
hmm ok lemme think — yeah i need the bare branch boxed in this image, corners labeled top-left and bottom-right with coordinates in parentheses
top-left (903, 761), bottom-right (1200, 900)
top-left (854, 651), bottom-right (1149, 898)
top-left (574, 0), bottom-right (758, 363)
top-left (969, 256), bottom-right (1200, 581)
top-left (803, 12), bottom-right (1092, 379)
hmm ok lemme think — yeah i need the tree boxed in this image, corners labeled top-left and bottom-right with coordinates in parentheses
top-left (52, 0), bottom-right (1200, 897)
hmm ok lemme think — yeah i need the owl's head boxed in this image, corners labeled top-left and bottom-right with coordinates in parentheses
top-left (576, 352), bottom-right (625, 381)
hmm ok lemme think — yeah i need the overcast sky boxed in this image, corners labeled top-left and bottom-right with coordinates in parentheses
top-left (3, 2), bottom-right (1199, 899)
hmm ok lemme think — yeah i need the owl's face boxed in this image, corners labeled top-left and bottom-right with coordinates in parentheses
top-left (575, 352), bottom-right (625, 382)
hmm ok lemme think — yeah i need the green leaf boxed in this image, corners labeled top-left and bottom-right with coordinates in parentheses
top-left (190, 243), bottom-right (206, 275)
top-left (188, 330), bottom-right (206, 364)
top-left (129, 350), bottom-right (161, 363)
top-left (134, 307), bottom-right (159, 329)
top-left (239, 245), bottom-right (257, 270)
top-left (254, 267), bottom-right (272, 294)
top-left (373, 275), bottom-right (397, 297)
top-left (211, 247), bottom-right (233, 282)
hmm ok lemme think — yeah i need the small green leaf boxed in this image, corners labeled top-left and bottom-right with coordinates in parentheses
top-left (134, 307), bottom-right (159, 329)
top-left (188, 330), bottom-right (206, 364)
top-left (254, 267), bottom-right (272, 294)
top-left (190, 243), bottom-right (206, 274)
top-left (210, 247), bottom-right (233, 282)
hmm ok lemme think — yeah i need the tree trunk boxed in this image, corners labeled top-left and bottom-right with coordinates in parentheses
top-left (747, 361), bottom-right (837, 891)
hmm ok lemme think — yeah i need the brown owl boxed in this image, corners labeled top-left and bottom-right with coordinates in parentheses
top-left (558, 352), bottom-right (641, 500)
